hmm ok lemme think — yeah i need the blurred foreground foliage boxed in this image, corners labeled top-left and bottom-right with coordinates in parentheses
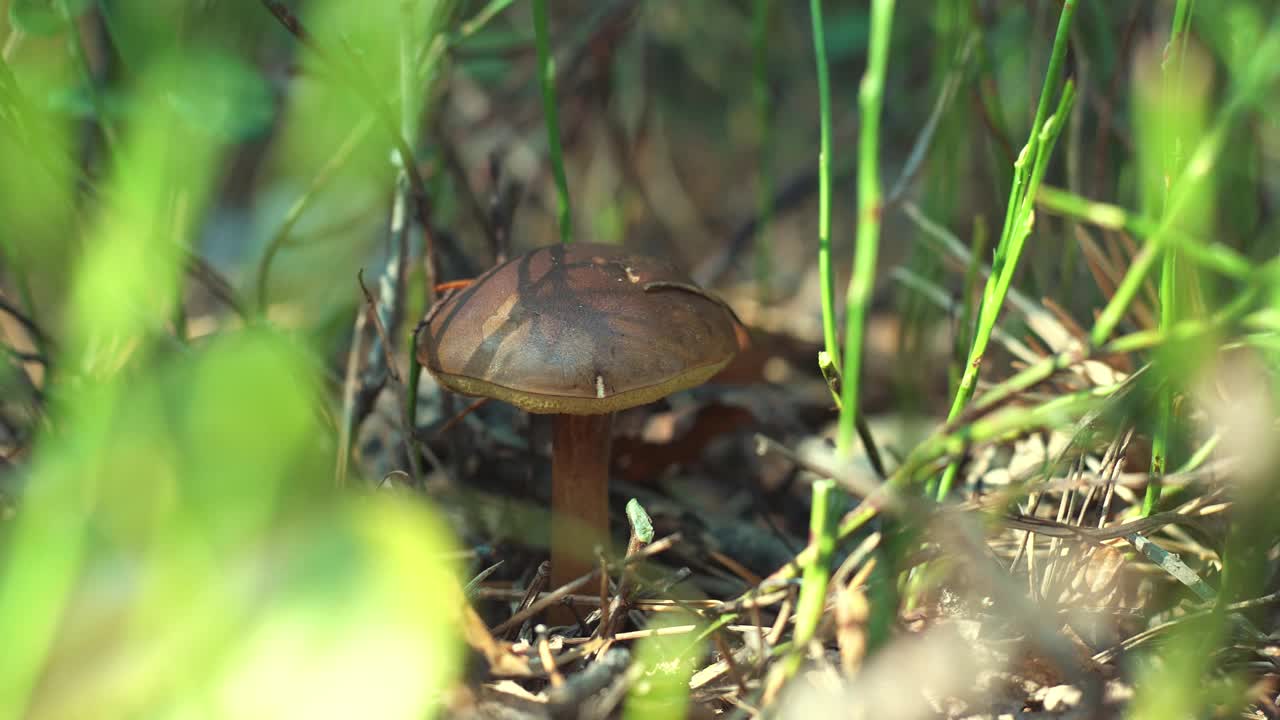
top-left (2, 0), bottom-right (1280, 718)
top-left (0, 0), bottom-right (463, 717)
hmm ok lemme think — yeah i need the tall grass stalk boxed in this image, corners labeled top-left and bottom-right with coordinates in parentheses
top-left (809, 0), bottom-right (839, 367)
top-left (794, 3), bottom-right (838, 686)
top-left (795, 0), bottom-right (894, 678)
top-left (458, 0), bottom-right (518, 38)
top-left (1146, 0), bottom-right (1197, 516)
top-left (835, 0), bottom-right (895, 455)
top-left (773, 478), bottom-right (836, 685)
top-left (532, 0), bottom-right (572, 243)
top-left (934, 0), bottom-right (1079, 501)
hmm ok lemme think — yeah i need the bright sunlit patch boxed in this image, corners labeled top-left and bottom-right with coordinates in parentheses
top-left (623, 613), bottom-right (706, 720)
top-left (208, 501), bottom-right (463, 720)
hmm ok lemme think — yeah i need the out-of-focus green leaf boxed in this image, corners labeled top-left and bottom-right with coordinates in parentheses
top-left (266, 0), bottom-right (462, 314)
top-left (0, 55), bottom-right (78, 291)
top-left (165, 52), bottom-right (275, 142)
top-left (1197, 2), bottom-right (1263, 78)
top-left (206, 500), bottom-right (463, 719)
top-left (624, 613), bottom-right (705, 720)
top-left (15, 495), bottom-right (464, 719)
top-left (1, 321), bottom-right (461, 718)
top-left (68, 51), bottom-right (225, 359)
top-left (45, 83), bottom-right (128, 120)
top-left (8, 0), bottom-right (92, 36)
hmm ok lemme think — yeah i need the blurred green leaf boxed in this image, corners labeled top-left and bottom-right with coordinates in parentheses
top-left (164, 53), bottom-right (275, 142)
top-left (8, 0), bottom-right (92, 37)
top-left (45, 83), bottom-right (128, 120)
top-left (68, 51), bottom-right (227, 356)
top-left (0, 321), bottom-right (461, 718)
top-left (624, 613), bottom-right (705, 720)
top-left (0, 55), bottom-right (78, 289)
top-left (1197, 2), bottom-right (1264, 77)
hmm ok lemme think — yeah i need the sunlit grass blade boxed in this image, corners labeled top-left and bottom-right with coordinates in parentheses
top-left (934, 0), bottom-right (1079, 500)
top-left (623, 613), bottom-right (706, 720)
top-left (835, 0), bottom-right (895, 456)
top-left (771, 477), bottom-right (836, 687)
top-left (1145, 0), bottom-right (1203, 516)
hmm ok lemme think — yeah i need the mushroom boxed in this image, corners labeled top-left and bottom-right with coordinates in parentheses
top-left (416, 243), bottom-right (740, 599)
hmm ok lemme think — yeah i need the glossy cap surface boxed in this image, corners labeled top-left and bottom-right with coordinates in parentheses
top-left (417, 243), bottom-right (740, 414)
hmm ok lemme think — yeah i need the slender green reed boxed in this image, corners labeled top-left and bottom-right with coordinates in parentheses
top-left (1146, 0), bottom-right (1198, 516)
top-left (934, 0), bottom-right (1079, 501)
top-left (458, 0), bottom-right (517, 39)
top-left (532, 0), bottom-right (572, 243)
top-left (774, 478), bottom-right (836, 684)
top-left (794, 0), bottom-right (894, 680)
top-left (835, 0), bottom-right (895, 455)
top-left (809, 0), bottom-right (839, 367)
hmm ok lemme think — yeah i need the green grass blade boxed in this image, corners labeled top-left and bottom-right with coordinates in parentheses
top-left (934, 0), bottom-right (1079, 500)
top-left (835, 0), bottom-right (895, 456)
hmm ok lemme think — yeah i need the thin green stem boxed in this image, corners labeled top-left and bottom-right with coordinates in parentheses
top-left (802, 482), bottom-right (837, 616)
top-left (809, 0), bottom-right (839, 368)
top-left (927, 214), bottom-right (986, 503)
top-left (835, 0), bottom-right (894, 456)
top-left (775, 478), bottom-right (836, 683)
top-left (532, 0), bottom-right (572, 243)
top-left (934, 0), bottom-right (1078, 500)
top-left (1147, 0), bottom-right (1197, 516)
top-left (457, 0), bottom-right (517, 39)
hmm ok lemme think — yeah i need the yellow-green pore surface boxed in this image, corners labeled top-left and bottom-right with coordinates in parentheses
top-left (417, 243), bottom-right (740, 415)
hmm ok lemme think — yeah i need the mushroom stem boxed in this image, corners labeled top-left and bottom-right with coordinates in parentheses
top-left (550, 412), bottom-right (614, 608)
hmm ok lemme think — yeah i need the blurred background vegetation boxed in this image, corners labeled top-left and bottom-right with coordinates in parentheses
top-left (1, 0), bottom-right (1280, 717)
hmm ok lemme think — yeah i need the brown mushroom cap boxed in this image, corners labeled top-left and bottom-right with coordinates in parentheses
top-left (417, 243), bottom-right (740, 414)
